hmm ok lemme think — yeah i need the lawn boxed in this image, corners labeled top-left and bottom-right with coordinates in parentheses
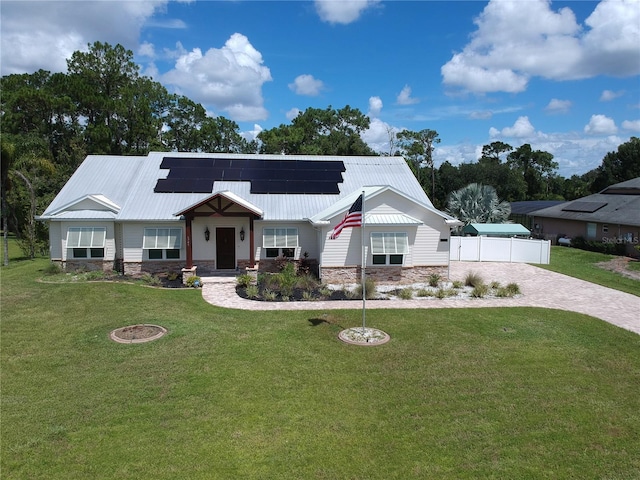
top-left (2, 254), bottom-right (640, 479)
top-left (538, 246), bottom-right (640, 297)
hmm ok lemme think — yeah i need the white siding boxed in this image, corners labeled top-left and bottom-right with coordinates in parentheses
top-left (60, 221), bottom-right (116, 261)
top-left (122, 222), bottom-right (185, 262)
top-left (253, 221), bottom-right (317, 260)
top-left (49, 222), bottom-right (62, 260)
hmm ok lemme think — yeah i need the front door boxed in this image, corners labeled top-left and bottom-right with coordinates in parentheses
top-left (216, 227), bottom-right (236, 269)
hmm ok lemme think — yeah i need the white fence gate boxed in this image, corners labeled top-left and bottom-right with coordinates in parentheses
top-left (449, 236), bottom-right (551, 264)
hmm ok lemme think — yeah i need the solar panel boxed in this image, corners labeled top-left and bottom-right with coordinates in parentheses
top-left (562, 201), bottom-right (608, 213)
top-left (154, 158), bottom-right (346, 194)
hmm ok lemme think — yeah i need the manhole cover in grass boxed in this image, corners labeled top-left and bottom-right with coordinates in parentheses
top-left (338, 327), bottom-right (390, 346)
top-left (110, 324), bottom-right (167, 344)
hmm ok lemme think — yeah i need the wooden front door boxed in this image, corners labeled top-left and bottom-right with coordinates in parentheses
top-left (216, 227), bottom-right (236, 269)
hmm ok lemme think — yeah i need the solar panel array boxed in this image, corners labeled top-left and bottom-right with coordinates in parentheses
top-left (561, 201), bottom-right (608, 213)
top-left (154, 157), bottom-right (346, 194)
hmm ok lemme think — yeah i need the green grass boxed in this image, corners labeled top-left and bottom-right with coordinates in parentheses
top-left (538, 246), bottom-right (640, 297)
top-left (2, 252), bottom-right (640, 478)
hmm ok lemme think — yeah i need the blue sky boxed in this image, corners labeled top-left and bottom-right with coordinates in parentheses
top-left (2, 0), bottom-right (639, 178)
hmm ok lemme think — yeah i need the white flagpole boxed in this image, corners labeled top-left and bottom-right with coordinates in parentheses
top-left (361, 190), bottom-right (366, 333)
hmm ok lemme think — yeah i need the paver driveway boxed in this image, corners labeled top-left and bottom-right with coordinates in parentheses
top-left (201, 261), bottom-right (640, 335)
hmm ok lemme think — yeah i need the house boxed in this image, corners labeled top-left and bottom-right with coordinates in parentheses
top-left (509, 200), bottom-right (565, 233)
top-left (529, 177), bottom-right (640, 255)
top-left (39, 152), bottom-right (462, 284)
top-left (461, 223), bottom-right (530, 238)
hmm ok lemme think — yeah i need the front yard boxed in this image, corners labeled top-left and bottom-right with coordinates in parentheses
top-left (1, 253), bottom-right (639, 479)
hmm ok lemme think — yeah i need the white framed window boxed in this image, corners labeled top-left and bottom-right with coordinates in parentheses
top-left (143, 228), bottom-right (182, 260)
top-left (67, 227), bottom-right (106, 258)
top-left (263, 228), bottom-right (298, 258)
top-left (370, 232), bottom-right (408, 266)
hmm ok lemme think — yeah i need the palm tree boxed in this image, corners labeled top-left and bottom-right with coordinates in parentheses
top-left (446, 183), bottom-right (511, 229)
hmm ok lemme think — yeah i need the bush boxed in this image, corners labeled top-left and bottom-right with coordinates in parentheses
top-left (167, 271), bottom-right (180, 281)
top-left (262, 289), bottom-right (277, 301)
top-left (398, 288), bottom-right (414, 300)
top-left (417, 288), bottom-right (434, 297)
top-left (354, 277), bottom-right (377, 300)
top-left (236, 273), bottom-right (253, 288)
top-left (43, 263), bottom-right (62, 275)
top-left (452, 280), bottom-right (464, 289)
top-left (490, 281), bottom-right (501, 289)
top-left (245, 285), bottom-right (259, 299)
top-left (428, 273), bottom-right (441, 287)
top-left (571, 236), bottom-right (626, 256)
top-left (141, 273), bottom-right (162, 286)
top-left (471, 284), bottom-right (489, 298)
top-left (465, 271), bottom-right (484, 288)
top-left (186, 276), bottom-right (202, 288)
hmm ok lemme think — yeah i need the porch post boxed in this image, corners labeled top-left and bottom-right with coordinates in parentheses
top-left (185, 215), bottom-right (193, 268)
top-left (249, 216), bottom-right (255, 268)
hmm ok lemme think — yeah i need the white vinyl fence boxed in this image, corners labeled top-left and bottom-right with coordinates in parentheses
top-left (449, 236), bottom-right (551, 264)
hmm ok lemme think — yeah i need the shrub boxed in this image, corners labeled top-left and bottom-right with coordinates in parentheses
top-left (398, 288), bottom-right (414, 300)
top-left (296, 274), bottom-right (320, 291)
top-left (245, 285), bottom-right (259, 299)
top-left (471, 283), bottom-right (489, 298)
top-left (435, 288), bottom-right (447, 299)
top-left (302, 291), bottom-right (315, 301)
top-left (319, 287), bottom-right (332, 298)
top-left (141, 273), bottom-right (162, 286)
top-left (505, 282), bottom-right (521, 295)
top-left (490, 281), bottom-right (501, 289)
top-left (167, 271), bottom-right (180, 281)
top-left (452, 280), bottom-right (464, 289)
top-left (417, 288), bottom-right (434, 297)
top-left (186, 276), bottom-right (202, 288)
top-left (428, 273), bottom-right (441, 287)
top-left (236, 273), bottom-right (253, 288)
top-left (262, 289), bottom-right (277, 301)
top-left (354, 277), bottom-right (377, 300)
top-left (43, 263), bottom-right (62, 275)
top-left (465, 271), bottom-right (484, 288)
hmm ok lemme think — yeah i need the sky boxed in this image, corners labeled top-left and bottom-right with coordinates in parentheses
top-left (1, 0), bottom-right (639, 178)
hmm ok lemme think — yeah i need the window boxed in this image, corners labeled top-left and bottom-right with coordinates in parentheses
top-left (67, 227), bottom-right (106, 258)
top-left (263, 228), bottom-right (298, 258)
top-left (602, 224), bottom-right (608, 233)
top-left (143, 228), bottom-right (182, 260)
top-left (586, 223), bottom-right (597, 240)
top-left (370, 232), bottom-right (408, 266)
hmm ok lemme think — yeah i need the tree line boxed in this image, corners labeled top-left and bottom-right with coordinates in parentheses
top-left (2, 41), bottom-right (639, 261)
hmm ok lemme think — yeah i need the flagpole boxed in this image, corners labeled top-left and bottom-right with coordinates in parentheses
top-left (361, 190), bottom-right (366, 333)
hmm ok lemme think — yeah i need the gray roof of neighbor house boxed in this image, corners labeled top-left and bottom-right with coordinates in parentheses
top-left (41, 152), bottom-right (453, 223)
top-left (528, 177), bottom-right (640, 227)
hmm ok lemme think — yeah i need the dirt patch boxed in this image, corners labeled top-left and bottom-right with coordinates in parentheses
top-left (595, 257), bottom-right (640, 281)
top-left (110, 324), bottom-right (167, 344)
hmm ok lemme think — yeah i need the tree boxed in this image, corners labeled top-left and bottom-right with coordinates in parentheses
top-left (396, 129), bottom-right (440, 199)
top-left (590, 137), bottom-right (640, 192)
top-left (446, 183), bottom-right (511, 227)
top-left (258, 105), bottom-right (376, 155)
top-left (507, 144), bottom-right (559, 199)
top-left (1, 135), bottom-right (55, 263)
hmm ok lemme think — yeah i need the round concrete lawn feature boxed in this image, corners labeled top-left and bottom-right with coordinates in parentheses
top-left (338, 327), bottom-right (390, 346)
top-left (110, 324), bottom-right (167, 344)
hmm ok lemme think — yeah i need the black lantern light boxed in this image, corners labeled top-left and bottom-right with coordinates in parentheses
top-left (240, 227), bottom-right (245, 242)
top-left (204, 226), bottom-right (210, 242)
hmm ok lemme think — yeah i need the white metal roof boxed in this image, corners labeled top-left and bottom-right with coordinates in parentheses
top-left (41, 152), bottom-right (446, 223)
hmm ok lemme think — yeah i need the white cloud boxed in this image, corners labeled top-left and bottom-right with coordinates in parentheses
top-left (622, 119), bottom-right (640, 132)
top-left (396, 85), bottom-right (420, 105)
top-left (361, 118), bottom-right (401, 156)
top-left (138, 42), bottom-right (156, 58)
top-left (241, 124), bottom-right (263, 143)
top-left (162, 33), bottom-right (272, 122)
top-left (368, 96), bottom-right (383, 118)
top-left (600, 89), bottom-right (625, 101)
top-left (545, 99), bottom-right (572, 114)
top-left (441, 0), bottom-right (640, 93)
top-left (314, 0), bottom-right (381, 25)
top-left (288, 74), bottom-right (324, 96)
top-left (0, 0), bottom-right (167, 75)
top-left (490, 116), bottom-right (536, 138)
top-left (469, 110), bottom-right (493, 120)
top-left (584, 114), bottom-right (618, 135)
top-left (286, 108), bottom-right (301, 121)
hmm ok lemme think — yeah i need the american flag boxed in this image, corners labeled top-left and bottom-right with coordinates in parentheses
top-left (330, 194), bottom-right (363, 239)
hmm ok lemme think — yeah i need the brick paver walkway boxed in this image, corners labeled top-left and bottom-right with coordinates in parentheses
top-left (201, 262), bottom-right (640, 335)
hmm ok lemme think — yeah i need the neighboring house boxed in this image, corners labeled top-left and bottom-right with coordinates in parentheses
top-left (529, 177), bottom-right (640, 255)
top-left (39, 152), bottom-right (462, 284)
top-left (461, 223), bottom-right (530, 238)
top-left (509, 200), bottom-right (565, 233)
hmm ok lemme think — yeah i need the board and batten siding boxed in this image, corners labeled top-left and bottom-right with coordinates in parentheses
top-left (59, 221), bottom-right (116, 261)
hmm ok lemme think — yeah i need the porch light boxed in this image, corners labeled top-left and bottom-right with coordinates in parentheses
top-left (204, 226), bottom-right (210, 242)
top-left (240, 227), bottom-right (245, 242)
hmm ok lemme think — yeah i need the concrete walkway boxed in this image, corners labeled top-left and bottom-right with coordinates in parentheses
top-left (201, 262), bottom-right (640, 335)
